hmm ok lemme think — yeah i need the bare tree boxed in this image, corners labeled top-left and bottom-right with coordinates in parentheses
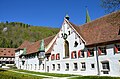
top-left (100, 0), bottom-right (120, 13)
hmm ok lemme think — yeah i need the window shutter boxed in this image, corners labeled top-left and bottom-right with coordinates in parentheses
top-left (87, 50), bottom-right (90, 57)
top-left (56, 54), bottom-right (58, 60)
top-left (71, 52), bottom-right (74, 58)
top-left (98, 48), bottom-right (102, 55)
top-left (114, 46), bottom-right (118, 53)
top-left (78, 50), bottom-right (81, 57)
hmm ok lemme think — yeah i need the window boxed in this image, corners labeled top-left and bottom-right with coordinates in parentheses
top-left (75, 34), bottom-right (77, 39)
top-left (87, 48), bottom-right (94, 57)
top-left (35, 64), bottom-right (37, 70)
top-left (61, 33), bottom-right (63, 38)
top-left (78, 50), bottom-right (84, 58)
top-left (64, 40), bottom-right (69, 58)
top-left (39, 64), bottom-right (40, 70)
top-left (91, 64), bottom-right (95, 69)
top-left (26, 64), bottom-right (27, 69)
top-left (114, 44), bottom-right (120, 54)
top-left (56, 53), bottom-right (60, 60)
top-left (51, 54), bottom-right (55, 60)
top-left (101, 61), bottom-right (110, 74)
top-left (42, 64), bottom-right (44, 70)
top-left (68, 31), bottom-right (70, 35)
top-left (98, 46), bottom-right (106, 55)
top-left (57, 64), bottom-right (60, 71)
top-left (74, 41), bottom-right (78, 47)
top-left (22, 61), bottom-right (25, 65)
top-left (71, 51), bottom-right (77, 59)
top-left (28, 64), bottom-right (29, 70)
top-left (81, 62), bottom-right (86, 71)
top-left (65, 63), bottom-right (69, 71)
top-left (73, 63), bottom-right (78, 71)
top-left (52, 64), bottom-right (55, 70)
top-left (31, 64), bottom-right (32, 70)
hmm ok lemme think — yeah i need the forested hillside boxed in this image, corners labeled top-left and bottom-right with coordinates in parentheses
top-left (0, 21), bottom-right (59, 48)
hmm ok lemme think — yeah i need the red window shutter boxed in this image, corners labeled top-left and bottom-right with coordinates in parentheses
top-left (78, 50), bottom-right (81, 57)
top-left (87, 50), bottom-right (90, 57)
top-left (53, 54), bottom-right (55, 60)
top-left (51, 54), bottom-right (55, 60)
top-left (114, 46), bottom-right (118, 53)
top-left (98, 48), bottom-right (102, 55)
top-left (71, 52), bottom-right (74, 58)
top-left (56, 54), bottom-right (57, 60)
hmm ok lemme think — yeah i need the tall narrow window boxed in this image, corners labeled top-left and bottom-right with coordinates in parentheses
top-left (65, 63), bottom-right (69, 71)
top-left (57, 64), bottom-right (60, 71)
top-left (52, 64), bottom-right (55, 70)
top-left (64, 40), bottom-right (69, 58)
top-left (81, 62), bottom-right (86, 71)
top-left (35, 64), bottom-right (37, 70)
top-left (73, 63), bottom-right (78, 71)
top-left (42, 64), bottom-right (44, 70)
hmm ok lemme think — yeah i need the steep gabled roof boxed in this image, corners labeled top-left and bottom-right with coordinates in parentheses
top-left (69, 11), bottom-right (120, 46)
top-left (0, 48), bottom-right (15, 57)
top-left (25, 35), bottom-right (56, 55)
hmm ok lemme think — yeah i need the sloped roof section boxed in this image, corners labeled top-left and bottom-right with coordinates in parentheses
top-left (17, 40), bottom-right (32, 50)
top-left (69, 11), bottom-right (120, 45)
top-left (44, 35), bottom-right (56, 47)
top-left (26, 40), bottom-right (40, 54)
top-left (26, 35), bottom-right (56, 55)
top-left (0, 48), bottom-right (15, 57)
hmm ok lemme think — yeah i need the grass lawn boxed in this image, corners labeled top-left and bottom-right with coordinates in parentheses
top-left (0, 68), bottom-right (45, 79)
top-left (70, 76), bottom-right (120, 79)
top-left (13, 69), bottom-right (76, 77)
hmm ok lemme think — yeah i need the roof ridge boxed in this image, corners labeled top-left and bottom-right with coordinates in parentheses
top-left (79, 10), bottom-right (120, 27)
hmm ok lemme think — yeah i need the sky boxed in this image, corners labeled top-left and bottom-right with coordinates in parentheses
top-left (0, 0), bottom-right (106, 28)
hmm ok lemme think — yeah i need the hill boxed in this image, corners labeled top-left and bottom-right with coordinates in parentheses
top-left (0, 21), bottom-right (59, 48)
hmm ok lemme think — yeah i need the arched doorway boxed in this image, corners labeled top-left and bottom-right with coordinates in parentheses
top-left (64, 40), bottom-right (69, 58)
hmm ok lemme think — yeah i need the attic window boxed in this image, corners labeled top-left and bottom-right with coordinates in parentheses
top-left (74, 41), bottom-right (78, 47)
top-left (68, 31), bottom-right (70, 35)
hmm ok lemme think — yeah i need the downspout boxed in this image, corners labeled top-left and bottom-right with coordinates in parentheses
top-left (96, 45), bottom-right (100, 75)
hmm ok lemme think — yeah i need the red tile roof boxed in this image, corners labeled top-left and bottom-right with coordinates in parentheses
top-left (21, 35), bottom-right (56, 55)
top-left (0, 48), bottom-right (15, 57)
top-left (17, 40), bottom-right (32, 50)
top-left (68, 11), bottom-right (120, 46)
